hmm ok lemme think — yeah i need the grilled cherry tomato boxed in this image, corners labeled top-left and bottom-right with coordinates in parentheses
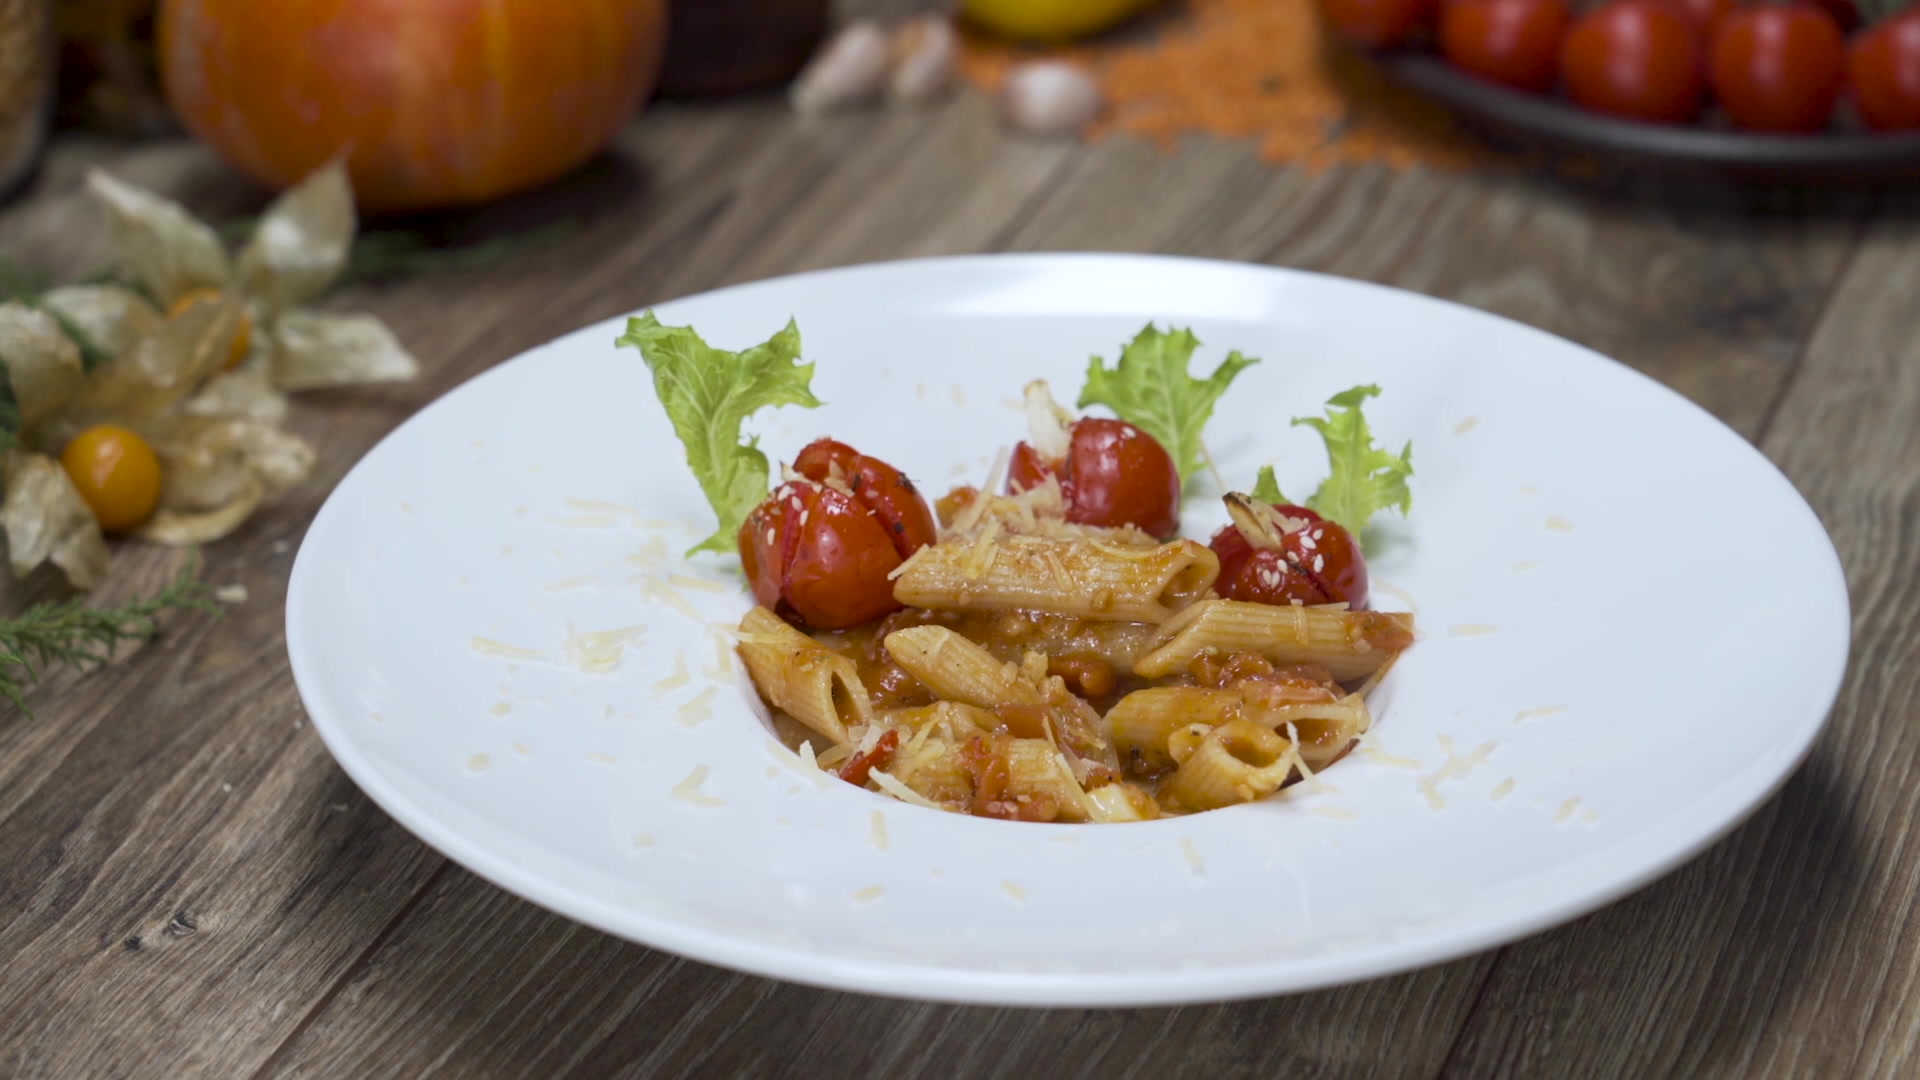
top-left (1439, 0), bottom-right (1573, 93)
top-left (738, 440), bottom-right (935, 631)
top-left (1850, 10), bottom-right (1920, 131)
top-left (792, 438), bottom-right (939, 553)
top-left (1208, 496), bottom-right (1370, 609)
top-left (1710, 5), bottom-right (1847, 133)
top-left (1009, 418), bottom-right (1181, 539)
top-left (1562, 1), bottom-right (1706, 123)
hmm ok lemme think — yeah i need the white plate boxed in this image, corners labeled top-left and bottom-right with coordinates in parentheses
top-left (286, 254), bottom-right (1849, 1006)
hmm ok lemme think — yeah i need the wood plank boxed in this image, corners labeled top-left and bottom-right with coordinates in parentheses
top-left (993, 139), bottom-right (1866, 438)
top-left (243, 133), bottom-right (1867, 1078)
top-left (1438, 209), bottom-right (1920, 1078)
top-left (260, 865), bottom-right (1489, 1080)
top-left (0, 97), bottom-right (919, 1078)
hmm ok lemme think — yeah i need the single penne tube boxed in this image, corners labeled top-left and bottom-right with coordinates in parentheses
top-left (888, 734), bottom-right (975, 808)
top-left (1132, 598), bottom-right (1416, 681)
top-left (1082, 781), bottom-right (1161, 823)
top-left (1281, 694), bottom-right (1373, 770)
top-left (1161, 719), bottom-right (1298, 813)
top-left (1003, 738), bottom-right (1097, 823)
top-left (736, 606), bottom-right (870, 745)
top-left (877, 700), bottom-right (999, 738)
top-left (893, 535), bottom-right (1219, 623)
top-left (883, 625), bottom-right (1044, 710)
top-left (1108, 687), bottom-right (1243, 761)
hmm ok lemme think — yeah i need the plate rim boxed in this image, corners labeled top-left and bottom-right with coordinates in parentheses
top-left (285, 252), bottom-right (1852, 1006)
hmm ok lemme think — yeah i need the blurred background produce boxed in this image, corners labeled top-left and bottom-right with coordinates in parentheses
top-left (0, 0), bottom-right (58, 200)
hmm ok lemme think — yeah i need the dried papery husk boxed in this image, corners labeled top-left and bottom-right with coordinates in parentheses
top-left (235, 161), bottom-right (355, 319)
top-left (999, 61), bottom-right (1103, 136)
top-left (0, 451), bottom-right (109, 588)
top-left (268, 310), bottom-right (419, 391)
top-left (139, 416), bottom-right (314, 513)
top-left (890, 17), bottom-right (958, 104)
top-left (85, 168), bottom-right (231, 307)
top-left (135, 477), bottom-right (264, 546)
top-left (0, 303), bottom-right (85, 427)
top-left (790, 21), bottom-right (892, 113)
top-left (182, 367), bottom-right (289, 424)
top-left (36, 285), bottom-right (164, 364)
top-left (52, 297), bottom-right (246, 433)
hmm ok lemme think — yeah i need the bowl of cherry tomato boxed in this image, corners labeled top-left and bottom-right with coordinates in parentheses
top-left (1323, 0), bottom-right (1920, 182)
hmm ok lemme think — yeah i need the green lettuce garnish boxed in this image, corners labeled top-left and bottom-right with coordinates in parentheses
top-left (615, 312), bottom-right (820, 555)
top-left (1270, 384), bottom-right (1413, 538)
top-left (1077, 324), bottom-right (1258, 486)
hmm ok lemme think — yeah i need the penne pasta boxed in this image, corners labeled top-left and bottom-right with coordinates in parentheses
top-left (1132, 598), bottom-right (1415, 681)
top-left (736, 606), bottom-right (871, 745)
top-left (893, 535), bottom-right (1219, 623)
top-left (1108, 685), bottom-right (1373, 772)
top-left (1161, 719), bottom-right (1297, 813)
top-left (883, 625), bottom-right (1045, 710)
top-left (1082, 782), bottom-right (1161, 823)
top-left (1001, 738), bottom-right (1097, 823)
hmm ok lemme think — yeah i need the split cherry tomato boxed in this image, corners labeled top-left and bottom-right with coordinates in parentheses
top-left (1562, 1), bottom-right (1706, 123)
top-left (1850, 10), bottom-right (1920, 131)
top-left (1710, 5), bottom-right (1847, 132)
top-left (792, 438), bottom-right (938, 554)
top-left (1010, 418), bottom-right (1182, 539)
top-left (1439, 0), bottom-right (1573, 93)
top-left (1208, 496), bottom-right (1370, 609)
top-left (1318, 0), bottom-right (1441, 48)
top-left (737, 440), bottom-right (936, 631)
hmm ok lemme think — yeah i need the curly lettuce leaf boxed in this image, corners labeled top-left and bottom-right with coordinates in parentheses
top-left (1250, 465), bottom-right (1288, 506)
top-left (1290, 385), bottom-right (1413, 535)
top-left (1077, 325), bottom-right (1258, 485)
top-left (616, 312), bottom-right (820, 555)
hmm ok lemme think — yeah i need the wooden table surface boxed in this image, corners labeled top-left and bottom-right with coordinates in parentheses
top-left (4, 20), bottom-right (1919, 1080)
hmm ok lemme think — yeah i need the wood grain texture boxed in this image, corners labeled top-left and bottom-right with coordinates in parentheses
top-left (1438, 206), bottom-right (1920, 1080)
top-left (0, 50), bottom-right (1900, 1080)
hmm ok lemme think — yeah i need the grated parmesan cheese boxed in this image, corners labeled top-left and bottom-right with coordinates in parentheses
top-left (471, 638), bottom-right (547, 661)
top-left (566, 497), bottom-right (645, 517)
top-left (546, 515), bottom-right (619, 529)
top-left (587, 752), bottom-right (618, 765)
top-left (869, 810), bottom-right (890, 851)
top-left (1000, 880), bottom-right (1028, 903)
top-left (870, 769), bottom-right (944, 810)
top-left (652, 653), bottom-right (691, 697)
top-left (1179, 837), bottom-right (1206, 874)
top-left (1555, 797), bottom-right (1581, 823)
top-left (563, 624), bottom-right (647, 674)
top-left (1490, 777), bottom-right (1515, 801)
top-left (1514, 705), bottom-right (1568, 724)
top-left (215, 584), bottom-right (248, 604)
top-left (852, 885), bottom-right (885, 903)
top-left (1311, 807), bottom-right (1358, 821)
top-left (669, 766), bottom-right (726, 807)
top-left (545, 575), bottom-right (595, 592)
top-left (676, 686), bottom-right (718, 728)
top-left (669, 573), bottom-right (729, 594)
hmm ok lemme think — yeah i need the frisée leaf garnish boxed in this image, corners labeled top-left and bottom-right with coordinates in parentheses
top-left (615, 312), bottom-right (820, 556)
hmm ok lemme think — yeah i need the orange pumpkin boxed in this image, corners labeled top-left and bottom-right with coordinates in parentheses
top-left (157, 0), bottom-right (669, 213)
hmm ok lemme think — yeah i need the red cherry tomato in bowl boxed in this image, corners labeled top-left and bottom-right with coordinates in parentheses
top-left (1710, 5), bottom-right (1847, 132)
top-left (1208, 496), bottom-right (1370, 609)
top-left (1655, 0), bottom-right (1735, 35)
top-left (1439, 0), bottom-right (1573, 93)
top-left (1850, 10), bottom-right (1920, 131)
top-left (1010, 418), bottom-right (1182, 539)
top-left (738, 440), bottom-right (936, 630)
top-left (1561, 1), bottom-right (1706, 123)
top-left (1318, 0), bottom-right (1441, 48)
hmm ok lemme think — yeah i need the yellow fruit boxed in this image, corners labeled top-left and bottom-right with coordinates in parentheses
top-left (60, 424), bottom-right (163, 533)
top-left (960, 0), bottom-right (1160, 41)
top-left (168, 288), bottom-right (253, 370)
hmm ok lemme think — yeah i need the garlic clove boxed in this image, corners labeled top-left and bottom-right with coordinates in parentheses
top-left (998, 61), bottom-right (1103, 137)
top-left (789, 22), bottom-right (892, 115)
top-left (889, 16), bottom-right (959, 105)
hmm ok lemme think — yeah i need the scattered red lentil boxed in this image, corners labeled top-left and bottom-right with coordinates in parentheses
top-left (957, 0), bottom-right (1486, 173)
